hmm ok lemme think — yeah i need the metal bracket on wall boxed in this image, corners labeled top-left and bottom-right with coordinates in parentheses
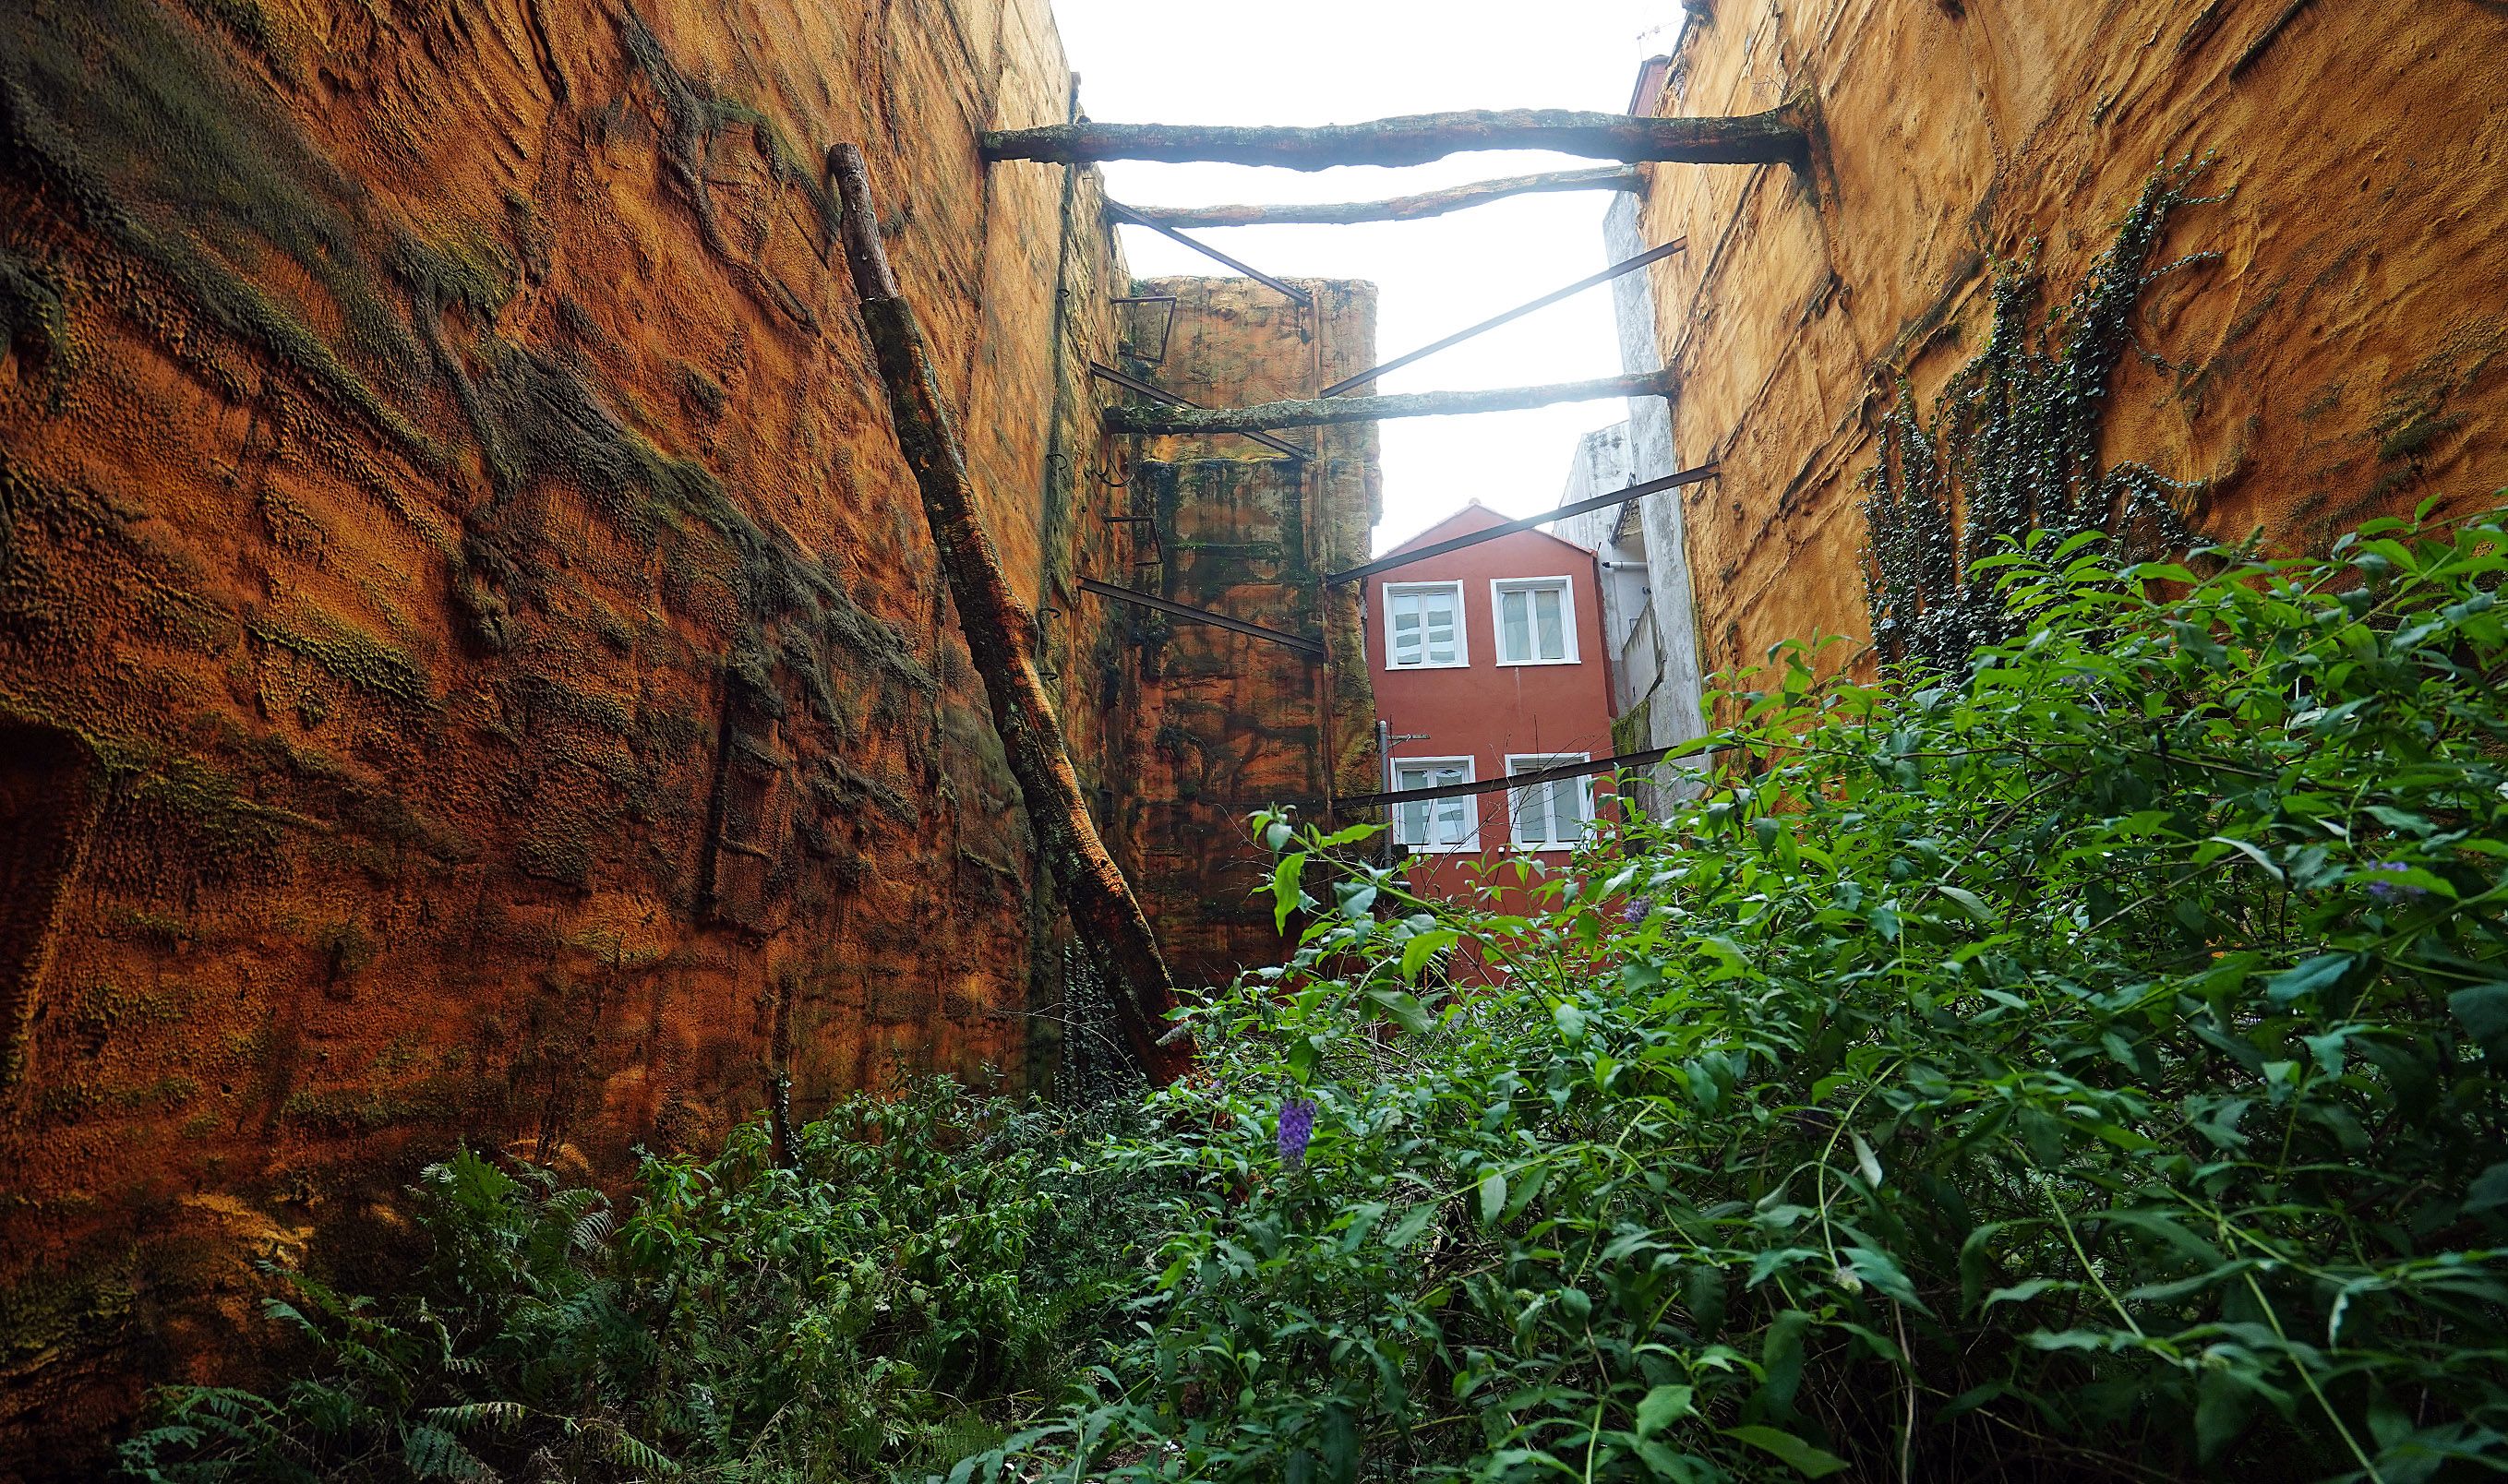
top-left (1079, 577), bottom-right (1326, 658)
top-left (1089, 362), bottom-right (1308, 461)
top-left (1104, 202), bottom-right (1314, 308)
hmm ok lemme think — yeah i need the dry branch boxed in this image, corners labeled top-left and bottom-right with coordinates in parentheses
top-left (1115, 166), bottom-right (1639, 228)
top-left (983, 104), bottom-right (1810, 171)
top-left (1106, 371), bottom-right (1676, 435)
top-left (828, 143), bottom-right (1189, 1083)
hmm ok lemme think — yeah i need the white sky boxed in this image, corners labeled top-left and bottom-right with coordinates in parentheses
top-left (1050, 1), bottom-right (1680, 555)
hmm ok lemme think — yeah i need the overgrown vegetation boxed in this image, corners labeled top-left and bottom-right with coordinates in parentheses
top-left (121, 1082), bottom-right (1164, 1482)
top-left (126, 511), bottom-right (2508, 1480)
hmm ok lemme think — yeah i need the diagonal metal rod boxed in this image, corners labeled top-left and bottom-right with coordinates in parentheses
top-left (1088, 363), bottom-right (1307, 461)
top-left (1104, 202), bottom-right (1314, 307)
top-left (1338, 742), bottom-right (1713, 811)
top-left (1327, 461), bottom-right (1721, 586)
top-left (1321, 237), bottom-right (1686, 398)
top-left (1079, 578), bottom-right (1325, 657)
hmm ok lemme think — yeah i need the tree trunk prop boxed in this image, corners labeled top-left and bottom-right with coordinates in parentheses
top-left (1107, 371), bottom-right (1676, 436)
top-left (827, 144), bottom-right (1189, 1083)
top-left (983, 103), bottom-right (1810, 171)
top-left (1117, 166), bottom-right (1638, 228)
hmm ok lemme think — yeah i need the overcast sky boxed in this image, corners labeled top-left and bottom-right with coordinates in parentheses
top-left (1050, 1), bottom-right (1680, 555)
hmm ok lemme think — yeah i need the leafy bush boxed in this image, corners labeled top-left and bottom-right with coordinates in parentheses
top-left (121, 1078), bottom-right (1160, 1482)
top-left (963, 515), bottom-right (2508, 1482)
top-left (125, 514), bottom-right (2508, 1483)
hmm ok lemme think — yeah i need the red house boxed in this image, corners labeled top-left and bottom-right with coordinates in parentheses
top-left (1362, 503), bottom-right (1616, 904)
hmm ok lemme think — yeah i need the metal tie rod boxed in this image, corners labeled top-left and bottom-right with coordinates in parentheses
top-left (1326, 461), bottom-right (1720, 586)
top-left (1088, 362), bottom-right (1307, 462)
top-left (1338, 741), bottom-right (1713, 812)
top-left (1319, 237), bottom-right (1686, 398)
top-left (1104, 202), bottom-right (1314, 308)
top-left (1078, 577), bottom-right (1326, 658)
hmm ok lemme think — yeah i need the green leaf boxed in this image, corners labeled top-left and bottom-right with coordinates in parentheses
top-left (1843, 1245), bottom-right (1930, 1313)
top-left (1722, 1426), bottom-right (1848, 1478)
top-left (1849, 1131), bottom-right (1884, 1189)
top-left (2265, 952), bottom-right (2353, 1006)
top-left (1384, 1203), bottom-right (1438, 1251)
top-left (1271, 853), bottom-right (1309, 933)
top-left (1363, 987), bottom-right (1434, 1035)
top-left (2466, 1161), bottom-right (2508, 1215)
top-left (1635, 1383), bottom-right (1696, 1440)
top-left (2449, 983), bottom-right (2508, 1053)
top-left (1478, 1170), bottom-right (1507, 1224)
top-left (1938, 885), bottom-right (1994, 923)
top-left (1553, 1001), bottom-right (1588, 1042)
top-left (1400, 928), bottom-right (1460, 982)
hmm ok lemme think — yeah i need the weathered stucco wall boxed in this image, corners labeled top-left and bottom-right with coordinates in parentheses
top-left (1637, 0), bottom-right (2508, 678)
top-left (1109, 276), bottom-right (1381, 987)
top-left (0, 0), bottom-right (1362, 1467)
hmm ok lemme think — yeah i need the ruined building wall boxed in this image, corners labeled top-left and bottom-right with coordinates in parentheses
top-left (1110, 277), bottom-right (1381, 988)
top-left (0, 0), bottom-right (1368, 1467)
top-left (1635, 0), bottom-right (2508, 676)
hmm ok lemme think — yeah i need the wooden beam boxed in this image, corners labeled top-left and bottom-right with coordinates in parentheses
top-left (1113, 167), bottom-right (1640, 229)
top-left (1105, 371), bottom-right (1676, 436)
top-left (828, 143), bottom-right (1189, 1083)
top-left (983, 103), bottom-right (1811, 172)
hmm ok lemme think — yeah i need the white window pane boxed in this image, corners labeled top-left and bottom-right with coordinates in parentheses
top-left (1535, 588), bottom-right (1565, 660)
top-left (1501, 590), bottom-right (1530, 661)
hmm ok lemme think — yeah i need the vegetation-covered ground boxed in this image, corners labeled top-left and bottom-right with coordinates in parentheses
top-left (126, 515), bottom-right (2508, 1480)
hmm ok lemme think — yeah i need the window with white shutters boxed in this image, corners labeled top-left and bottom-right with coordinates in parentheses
top-left (1383, 582), bottom-right (1467, 668)
top-left (1507, 753), bottom-right (1594, 848)
top-left (1492, 578), bottom-right (1577, 664)
top-left (1392, 759), bottom-right (1478, 851)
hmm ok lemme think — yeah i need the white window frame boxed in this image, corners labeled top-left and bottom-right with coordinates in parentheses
top-left (1506, 752), bottom-right (1596, 849)
top-left (1488, 577), bottom-right (1579, 666)
top-left (1389, 756), bottom-right (1481, 853)
top-left (1381, 580), bottom-right (1470, 670)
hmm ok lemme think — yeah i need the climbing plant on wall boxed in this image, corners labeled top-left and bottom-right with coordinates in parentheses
top-left (1862, 162), bottom-right (2216, 669)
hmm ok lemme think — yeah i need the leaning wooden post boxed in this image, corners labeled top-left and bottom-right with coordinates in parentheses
top-left (827, 143), bottom-right (1189, 1083)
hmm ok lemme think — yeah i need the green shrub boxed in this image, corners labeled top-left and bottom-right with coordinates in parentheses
top-left (964, 513), bottom-right (2508, 1482)
top-left (120, 1079), bottom-right (1160, 1482)
top-left (123, 511), bottom-right (2508, 1482)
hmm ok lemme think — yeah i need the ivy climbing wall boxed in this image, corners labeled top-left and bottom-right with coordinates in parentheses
top-left (1632, 0), bottom-right (2508, 679)
top-left (0, 0), bottom-right (1374, 1468)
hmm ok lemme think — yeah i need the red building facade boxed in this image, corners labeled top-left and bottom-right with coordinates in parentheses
top-left (1362, 505), bottom-right (1616, 904)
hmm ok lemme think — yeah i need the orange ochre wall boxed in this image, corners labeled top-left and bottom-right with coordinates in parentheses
top-left (0, 0), bottom-right (1376, 1467)
top-left (1634, 0), bottom-right (2508, 679)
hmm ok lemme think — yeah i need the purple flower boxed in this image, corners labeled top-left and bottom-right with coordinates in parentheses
top-left (2365, 862), bottom-right (2428, 903)
top-left (1277, 1097), bottom-right (1317, 1168)
top-left (1620, 897), bottom-right (1653, 926)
